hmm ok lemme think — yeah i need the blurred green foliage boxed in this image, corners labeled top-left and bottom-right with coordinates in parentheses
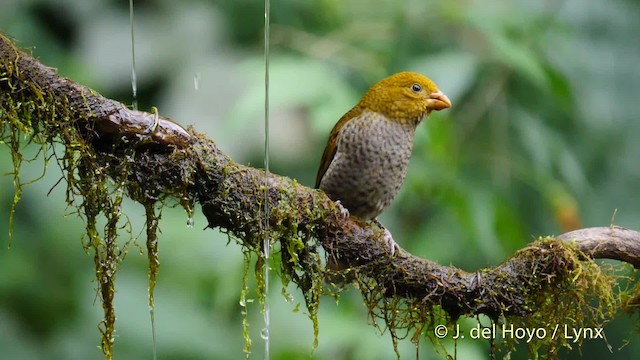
top-left (1, 0), bottom-right (640, 359)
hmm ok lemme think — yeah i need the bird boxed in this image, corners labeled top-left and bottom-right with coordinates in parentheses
top-left (315, 71), bottom-right (451, 256)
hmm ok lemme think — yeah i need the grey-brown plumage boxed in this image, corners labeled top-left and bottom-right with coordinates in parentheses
top-left (317, 110), bottom-right (417, 219)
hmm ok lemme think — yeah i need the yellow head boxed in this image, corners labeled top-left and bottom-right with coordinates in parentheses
top-left (358, 71), bottom-right (451, 124)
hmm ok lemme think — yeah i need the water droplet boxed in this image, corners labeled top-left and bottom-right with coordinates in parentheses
top-left (260, 327), bottom-right (269, 340)
top-left (283, 292), bottom-right (294, 303)
top-left (239, 298), bottom-right (246, 307)
top-left (194, 72), bottom-right (201, 90)
top-left (129, 0), bottom-right (138, 111)
top-left (186, 217), bottom-right (194, 228)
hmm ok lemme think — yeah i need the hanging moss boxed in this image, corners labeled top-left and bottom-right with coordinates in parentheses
top-left (351, 237), bottom-right (625, 358)
top-left (0, 36), bottom-right (193, 359)
top-left (197, 156), bottom-right (327, 350)
top-left (143, 202), bottom-right (160, 358)
top-left (2, 33), bottom-right (638, 360)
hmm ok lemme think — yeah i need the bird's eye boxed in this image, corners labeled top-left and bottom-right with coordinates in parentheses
top-left (410, 83), bottom-right (422, 93)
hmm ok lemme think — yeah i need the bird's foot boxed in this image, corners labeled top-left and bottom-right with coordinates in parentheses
top-left (373, 219), bottom-right (400, 257)
top-left (383, 228), bottom-right (399, 257)
top-left (335, 200), bottom-right (350, 219)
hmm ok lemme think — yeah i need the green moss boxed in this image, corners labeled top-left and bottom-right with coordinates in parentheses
top-left (1, 37), bottom-right (634, 359)
top-left (499, 238), bottom-right (618, 357)
top-left (352, 237), bottom-right (626, 358)
top-left (240, 250), bottom-right (253, 357)
top-left (207, 173), bottom-right (326, 352)
top-left (0, 41), bottom-right (186, 359)
top-left (144, 202), bottom-right (160, 359)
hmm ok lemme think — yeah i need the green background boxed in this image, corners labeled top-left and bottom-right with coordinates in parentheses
top-left (1, 0), bottom-right (639, 358)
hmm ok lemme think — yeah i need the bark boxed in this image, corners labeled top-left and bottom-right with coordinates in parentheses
top-left (1, 33), bottom-right (639, 320)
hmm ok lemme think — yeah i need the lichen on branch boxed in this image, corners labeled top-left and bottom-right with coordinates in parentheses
top-left (1, 33), bottom-right (639, 359)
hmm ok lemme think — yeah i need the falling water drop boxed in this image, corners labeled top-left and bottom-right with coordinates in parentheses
top-left (186, 217), bottom-right (194, 228)
top-left (260, 327), bottom-right (270, 341)
top-left (194, 72), bottom-right (201, 90)
top-left (132, 4), bottom-right (154, 359)
top-left (260, 0), bottom-right (271, 360)
top-left (129, 0), bottom-right (138, 110)
top-left (149, 307), bottom-right (157, 360)
top-left (262, 0), bottom-right (272, 358)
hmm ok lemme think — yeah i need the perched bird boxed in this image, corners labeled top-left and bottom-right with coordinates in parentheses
top-left (316, 71), bottom-right (451, 254)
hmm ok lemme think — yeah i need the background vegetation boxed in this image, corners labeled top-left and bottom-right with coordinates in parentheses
top-left (1, 0), bottom-right (639, 358)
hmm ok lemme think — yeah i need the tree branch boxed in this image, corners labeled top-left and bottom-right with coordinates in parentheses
top-left (558, 226), bottom-right (640, 266)
top-left (2, 33), bottom-right (639, 323)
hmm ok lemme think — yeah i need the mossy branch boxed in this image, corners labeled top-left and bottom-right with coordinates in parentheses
top-left (2, 34), bottom-right (639, 357)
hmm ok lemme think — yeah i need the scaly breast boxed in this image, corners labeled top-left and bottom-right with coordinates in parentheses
top-left (318, 111), bottom-right (416, 219)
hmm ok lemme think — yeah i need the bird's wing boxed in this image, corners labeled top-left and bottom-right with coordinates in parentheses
top-left (315, 126), bottom-right (340, 188)
top-left (315, 106), bottom-right (362, 188)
